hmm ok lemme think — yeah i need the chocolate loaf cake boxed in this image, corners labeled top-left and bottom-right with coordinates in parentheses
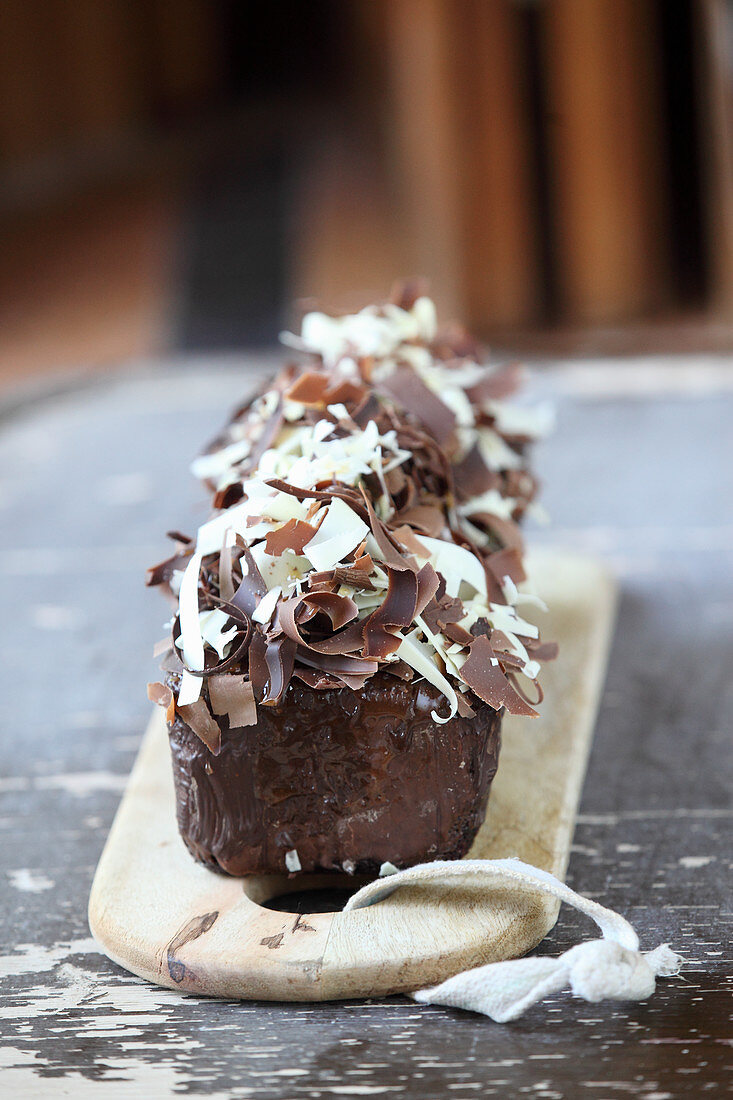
top-left (148, 283), bottom-right (555, 876)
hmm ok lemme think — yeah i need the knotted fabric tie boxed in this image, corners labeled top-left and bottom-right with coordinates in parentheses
top-left (343, 857), bottom-right (682, 1022)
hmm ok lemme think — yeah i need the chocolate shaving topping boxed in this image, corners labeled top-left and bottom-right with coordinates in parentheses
top-left (452, 443), bottom-right (497, 501)
top-left (466, 361), bottom-right (522, 403)
top-left (177, 697), bottom-right (223, 754)
top-left (486, 547), bottom-right (526, 586)
top-left (147, 681), bottom-right (176, 724)
top-left (397, 503), bottom-right (445, 538)
top-left (209, 674), bottom-right (257, 728)
top-left (149, 285), bottom-right (555, 740)
top-left (460, 635), bottom-right (538, 718)
top-left (378, 364), bottom-right (456, 446)
top-left (230, 545), bottom-right (267, 618)
top-left (264, 518), bottom-right (318, 556)
top-left (363, 568), bottom-right (418, 658)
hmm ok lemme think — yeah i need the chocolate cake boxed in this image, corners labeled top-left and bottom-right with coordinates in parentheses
top-left (148, 282), bottom-right (556, 876)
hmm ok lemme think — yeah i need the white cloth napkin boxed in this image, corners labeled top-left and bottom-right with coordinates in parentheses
top-left (344, 857), bottom-right (682, 1022)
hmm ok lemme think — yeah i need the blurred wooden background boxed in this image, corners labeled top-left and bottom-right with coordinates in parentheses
top-left (0, 0), bottom-right (731, 382)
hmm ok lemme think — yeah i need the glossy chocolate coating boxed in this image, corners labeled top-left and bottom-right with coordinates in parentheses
top-left (167, 672), bottom-right (502, 876)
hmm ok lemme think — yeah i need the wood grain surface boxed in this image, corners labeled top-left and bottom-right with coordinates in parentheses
top-left (1, 359), bottom-right (731, 1097)
top-left (88, 551), bottom-right (616, 1001)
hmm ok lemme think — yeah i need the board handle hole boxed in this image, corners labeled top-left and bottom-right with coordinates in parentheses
top-left (249, 872), bottom-right (370, 914)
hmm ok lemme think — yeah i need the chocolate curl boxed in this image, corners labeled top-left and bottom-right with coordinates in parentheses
top-left (422, 593), bottom-right (465, 635)
top-left (209, 674), bottom-right (258, 728)
top-left (264, 518), bottom-right (318, 556)
top-left (147, 681), bottom-right (176, 724)
top-left (466, 361), bottom-right (523, 403)
top-left (431, 323), bottom-right (481, 362)
top-left (248, 393), bottom-right (284, 470)
top-left (396, 503), bottom-right (445, 538)
top-left (285, 370), bottom-right (366, 408)
top-left (443, 622), bottom-right (475, 647)
top-left (310, 566), bottom-right (376, 592)
top-left (525, 639), bottom-right (559, 662)
top-left (218, 539), bottom-right (235, 602)
top-left (351, 391), bottom-right (382, 429)
top-left (474, 512), bottom-right (525, 553)
top-left (460, 635), bottom-right (538, 717)
top-left (265, 478), bottom-right (370, 523)
top-left (507, 672), bottom-right (544, 708)
top-left (415, 563), bottom-right (440, 617)
top-left (363, 567), bottom-right (418, 658)
top-left (177, 697), bottom-right (223, 754)
top-left (360, 486), bottom-right (414, 571)
top-left (248, 631), bottom-right (297, 705)
top-left (391, 524), bottom-right (430, 560)
top-left (378, 364), bottom-right (456, 447)
top-left (296, 650), bottom-right (378, 685)
top-left (452, 443), bottom-right (498, 501)
top-left (456, 693), bottom-right (476, 718)
top-left (276, 592), bottom-right (366, 658)
top-left (486, 547), bottom-right (527, 587)
top-left (292, 667), bottom-right (342, 690)
top-left (298, 590), bottom-right (359, 630)
top-left (230, 545), bottom-right (267, 618)
top-left (146, 549), bottom-right (192, 588)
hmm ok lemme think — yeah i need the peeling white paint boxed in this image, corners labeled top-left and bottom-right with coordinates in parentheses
top-left (7, 870), bottom-right (54, 893)
top-left (35, 772), bottom-right (127, 798)
top-left (678, 855), bottom-right (715, 869)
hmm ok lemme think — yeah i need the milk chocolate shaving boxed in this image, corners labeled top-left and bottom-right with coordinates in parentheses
top-left (230, 546), bottom-right (267, 618)
top-left (456, 693), bottom-right (476, 718)
top-left (177, 697), bottom-right (223, 754)
top-left (389, 277), bottom-right (429, 311)
top-left (351, 391), bottom-right (381, 429)
top-left (525, 639), bottom-right (559, 662)
top-left (475, 512), bottom-right (524, 553)
top-left (415, 563), bottom-right (440, 617)
top-left (397, 504), bottom-right (444, 538)
top-left (265, 478), bottom-right (369, 522)
top-left (443, 622), bottom-right (475, 647)
top-left (360, 487), bottom-right (413, 571)
top-left (422, 594), bottom-right (465, 634)
top-left (146, 550), bottom-right (191, 588)
top-left (147, 681), bottom-right (176, 724)
top-left (248, 395), bottom-right (284, 470)
top-left (247, 632), bottom-right (297, 706)
top-left (460, 635), bottom-right (538, 717)
top-left (286, 371), bottom-right (365, 409)
top-left (507, 672), bottom-right (544, 707)
top-left (209, 675), bottom-right (257, 728)
top-left (310, 566), bottom-right (375, 592)
top-left (452, 443), bottom-right (497, 501)
top-left (379, 364), bottom-right (456, 446)
top-left (299, 590), bottom-right (358, 630)
top-left (486, 547), bottom-right (526, 586)
top-left (467, 361), bottom-right (522, 403)
top-left (363, 568), bottom-right (418, 658)
top-left (391, 524), bottom-right (430, 559)
top-left (264, 518), bottom-right (318, 556)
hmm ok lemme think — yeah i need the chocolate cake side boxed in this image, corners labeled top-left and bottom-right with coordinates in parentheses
top-left (167, 672), bottom-right (502, 876)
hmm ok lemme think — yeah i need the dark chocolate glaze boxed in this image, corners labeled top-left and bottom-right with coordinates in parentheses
top-left (167, 672), bottom-right (502, 876)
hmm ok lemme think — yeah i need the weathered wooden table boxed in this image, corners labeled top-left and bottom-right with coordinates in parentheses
top-left (1, 357), bottom-right (731, 1098)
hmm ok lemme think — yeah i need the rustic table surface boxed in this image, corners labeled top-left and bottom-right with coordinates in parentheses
top-left (1, 356), bottom-right (731, 1099)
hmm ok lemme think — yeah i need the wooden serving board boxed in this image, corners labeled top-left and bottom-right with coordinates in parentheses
top-left (89, 550), bottom-right (617, 1001)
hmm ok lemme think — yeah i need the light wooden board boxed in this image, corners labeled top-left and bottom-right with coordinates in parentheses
top-left (88, 549), bottom-right (617, 1001)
